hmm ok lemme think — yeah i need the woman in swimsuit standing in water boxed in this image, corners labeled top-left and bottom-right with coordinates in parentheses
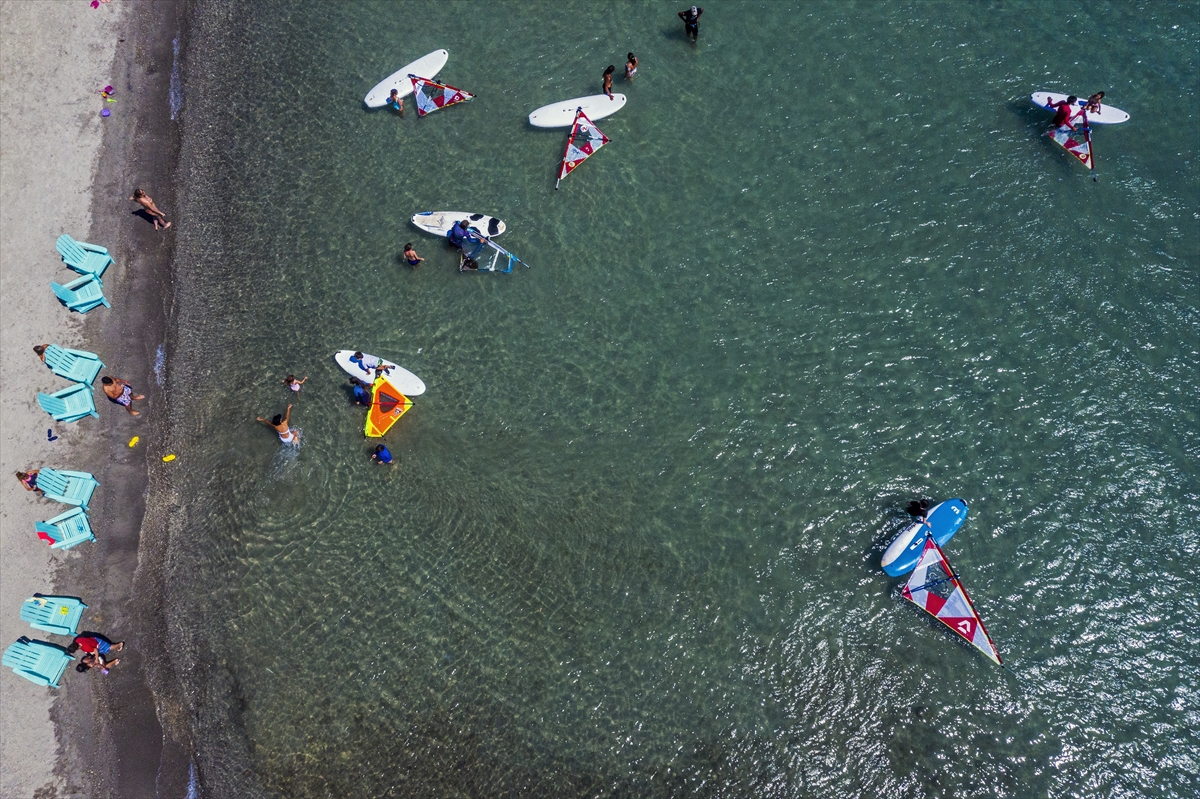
top-left (602, 65), bottom-right (615, 99)
top-left (257, 404), bottom-right (299, 445)
top-left (624, 53), bottom-right (638, 81)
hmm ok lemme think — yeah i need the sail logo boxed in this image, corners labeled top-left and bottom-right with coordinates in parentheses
top-left (956, 620), bottom-right (974, 635)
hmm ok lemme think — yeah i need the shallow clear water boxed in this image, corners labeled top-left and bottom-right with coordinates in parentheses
top-left (162, 2), bottom-right (1199, 797)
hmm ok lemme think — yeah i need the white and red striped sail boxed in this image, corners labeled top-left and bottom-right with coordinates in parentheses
top-left (409, 75), bottom-right (474, 117)
top-left (556, 108), bottom-right (610, 187)
top-left (1047, 109), bottom-right (1094, 170)
top-left (902, 538), bottom-right (1002, 665)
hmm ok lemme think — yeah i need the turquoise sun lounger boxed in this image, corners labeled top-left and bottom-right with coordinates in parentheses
top-left (41, 344), bottom-right (104, 385)
top-left (34, 468), bottom-right (99, 509)
top-left (36, 383), bottom-right (98, 423)
top-left (34, 507), bottom-right (95, 550)
top-left (2, 637), bottom-right (72, 688)
top-left (20, 596), bottom-right (87, 637)
top-left (56, 234), bottom-right (113, 278)
top-left (50, 274), bottom-right (109, 314)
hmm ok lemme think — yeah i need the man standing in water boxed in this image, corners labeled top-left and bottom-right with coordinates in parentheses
top-left (679, 6), bottom-right (703, 41)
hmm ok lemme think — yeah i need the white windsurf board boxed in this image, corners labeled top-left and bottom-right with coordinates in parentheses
top-left (1030, 92), bottom-right (1129, 124)
top-left (333, 350), bottom-right (426, 396)
top-left (528, 94), bottom-right (626, 128)
top-left (364, 50), bottom-right (449, 108)
top-left (410, 211), bottom-right (505, 238)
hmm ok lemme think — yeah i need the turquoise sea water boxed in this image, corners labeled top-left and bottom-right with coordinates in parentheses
top-left (162, 2), bottom-right (1199, 797)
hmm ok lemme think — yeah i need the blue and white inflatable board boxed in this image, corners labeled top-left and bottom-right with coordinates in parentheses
top-left (881, 499), bottom-right (969, 577)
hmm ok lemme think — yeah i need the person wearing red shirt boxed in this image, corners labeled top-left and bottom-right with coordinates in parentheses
top-left (1050, 95), bottom-right (1079, 129)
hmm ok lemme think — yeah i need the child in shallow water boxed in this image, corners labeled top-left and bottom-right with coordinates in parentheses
top-left (283, 374), bottom-right (307, 393)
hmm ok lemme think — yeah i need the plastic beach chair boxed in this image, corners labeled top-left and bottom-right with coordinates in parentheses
top-left (50, 274), bottom-right (109, 314)
top-left (36, 383), bottom-right (98, 423)
top-left (56, 234), bottom-right (113, 278)
top-left (41, 344), bottom-right (104, 385)
top-left (20, 596), bottom-right (87, 637)
top-left (2, 637), bottom-right (72, 688)
top-left (34, 507), bottom-right (96, 550)
top-left (34, 468), bottom-right (99, 509)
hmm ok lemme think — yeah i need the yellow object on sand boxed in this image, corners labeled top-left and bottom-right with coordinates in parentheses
top-left (162, 454), bottom-right (176, 462)
top-left (128, 436), bottom-right (139, 447)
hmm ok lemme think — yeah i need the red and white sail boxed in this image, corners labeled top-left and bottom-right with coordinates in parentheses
top-left (902, 538), bottom-right (1003, 665)
top-left (409, 75), bottom-right (474, 117)
top-left (556, 108), bottom-right (610, 187)
top-left (1047, 109), bottom-right (1094, 170)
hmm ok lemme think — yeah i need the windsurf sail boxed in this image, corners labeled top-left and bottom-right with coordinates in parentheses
top-left (409, 75), bottom-right (474, 117)
top-left (460, 232), bottom-right (530, 273)
top-left (364, 375), bottom-right (412, 437)
top-left (1047, 109), bottom-right (1094, 171)
top-left (556, 108), bottom-right (610, 188)
top-left (901, 538), bottom-right (1003, 665)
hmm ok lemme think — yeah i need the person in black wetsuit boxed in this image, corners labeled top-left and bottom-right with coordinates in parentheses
top-left (679, 6), bottom-right (702, 41)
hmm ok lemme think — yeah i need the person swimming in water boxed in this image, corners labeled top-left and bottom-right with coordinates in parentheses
top-left (624, 53), bottom-right (638, 81)
top-left (257, 403), bottom-right (299, 445)
top-left (352, 382), bottom-right (371, 406)
top-left (371, 444), bottom-right (395, 465)
top-left (404, 243), bottom-right (424, 267)
top-left (602, 65), bottom-right (615, 99)
top-left (387, 88), bottom-right (405, 117)
top-left (282, 374), bottom-right (307, 393)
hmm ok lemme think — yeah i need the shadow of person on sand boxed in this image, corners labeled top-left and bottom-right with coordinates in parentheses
top-left (130, 208), bottom-right (159, 227)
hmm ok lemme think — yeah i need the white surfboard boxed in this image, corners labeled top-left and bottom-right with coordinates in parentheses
top-left (528, 94), bottom-right (626, 128)
top-left (333, 350), bottom-right (426, 396)
top-left (410, 211), bottom-right (505, 238)
top-left (364, 50), bottom-right (449, 108)
top-left (1030, 92), bottom-right (1129, 124)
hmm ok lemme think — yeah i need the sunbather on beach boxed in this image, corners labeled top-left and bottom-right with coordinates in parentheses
top-left (258, 404), bottom-right (299, 445)
top-left (101, 376), bottom-right (144, 415)
top-left (130, 188), bottom-right (171, 230)
top-left (33, 344), bottom-right (48, 362)
top-left (15, 470), bottom-right (42, 494)
top-left (101, 376), bottom-right (144, 416)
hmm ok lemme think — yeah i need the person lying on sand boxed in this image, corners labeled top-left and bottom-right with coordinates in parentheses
top-left (130, 188), bottom-right (171, 230)
top-left (77, 652), bottom-right (120, 675)
top-left (101, 376), bottom-right (145, 416)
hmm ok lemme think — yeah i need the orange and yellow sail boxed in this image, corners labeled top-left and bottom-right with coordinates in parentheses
top-left (364, 375), bottom-right (412, 438)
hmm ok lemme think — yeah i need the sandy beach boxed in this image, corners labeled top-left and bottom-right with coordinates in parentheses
top-left (1, 2), bottom-right (186, 796)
